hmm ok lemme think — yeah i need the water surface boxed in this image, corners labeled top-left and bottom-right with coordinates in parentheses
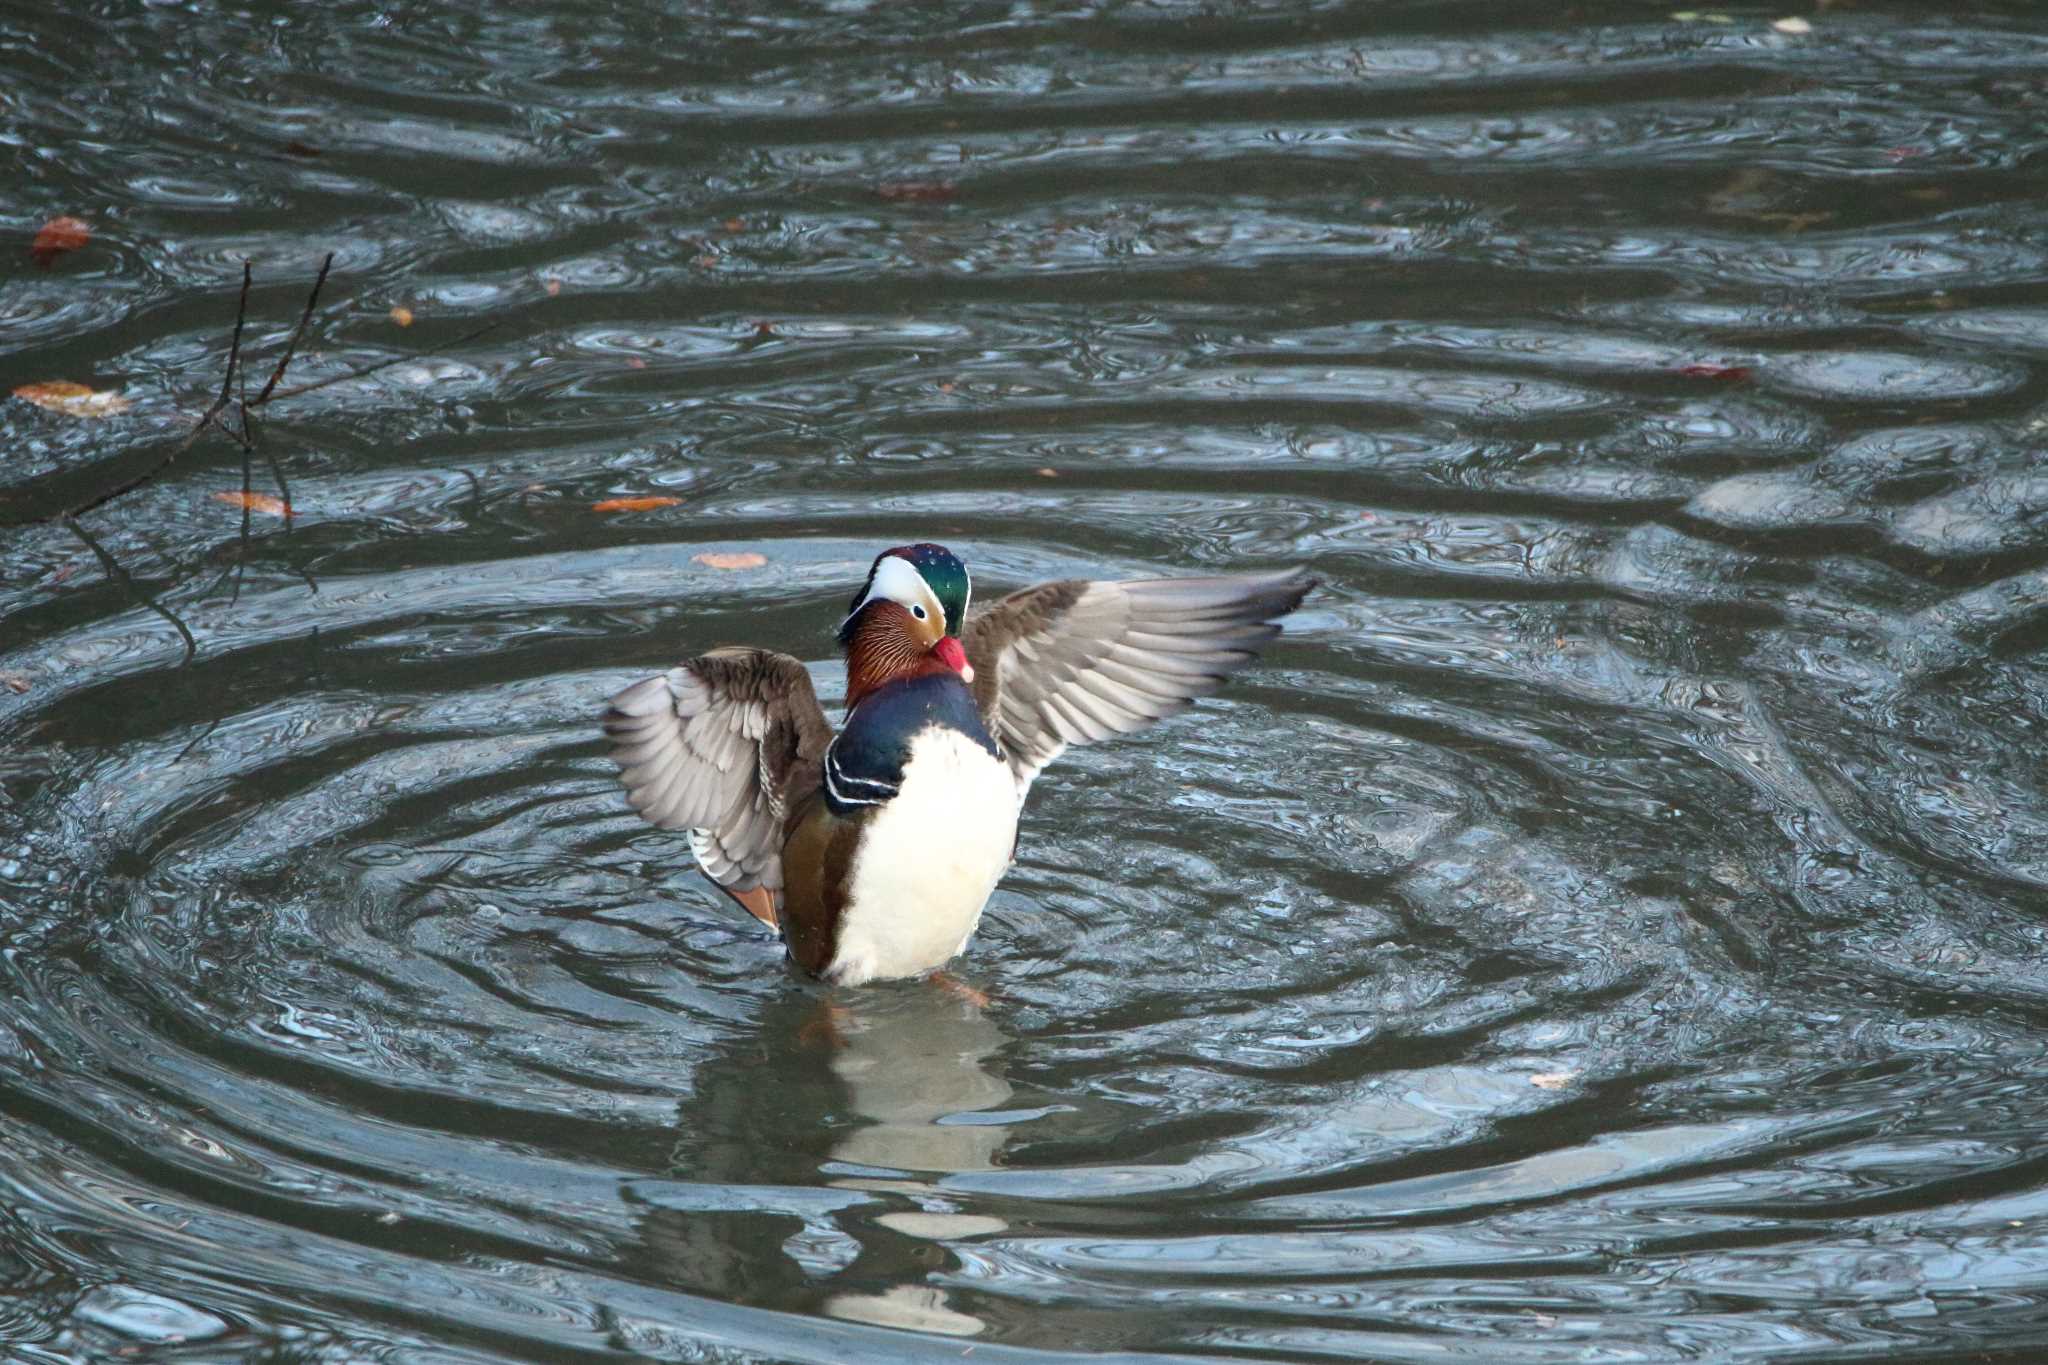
top-left (6, 2), bottom-right (2048, 1360)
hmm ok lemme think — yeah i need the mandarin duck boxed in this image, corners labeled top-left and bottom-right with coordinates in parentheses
top-left (604, 545), bottom-right (1311, 985)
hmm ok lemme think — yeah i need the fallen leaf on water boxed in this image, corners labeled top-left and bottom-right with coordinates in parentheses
top-left (1, 673), bottom-right (29, 695)
top-left (1770, 16), bottom-right (1813, 33)
top-left (625, 357), bottom-right (647, 369)
top-left (212, 490), bottom-right (292, 517)
top-left (282, 140), bottom-right (322, 157)
top-left (30, 216), bottom-right (90, 267)
top-left (1530, 1071), bottom-right (1577, 1090)
top-left (1036, 467), bottom-right (1059, 478)
top-left (592, 495), bottom-right (682, 513)
top-left (722, 217), bottom-right (745, 232)
top-left (1677, 363), bottom-right (1753, 382)
top-left (693, 551), bottom-right (768, 570)
top-left (877, 180), bottom-right (958, 204)
top-left (13, 381), bottom-right (132, 417)
top-left (390, 305), bottom-right (415, 327)
top-left (544, 277), bottom-right (562, 297)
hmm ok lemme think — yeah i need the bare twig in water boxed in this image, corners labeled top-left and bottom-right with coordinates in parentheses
top-left (64, 518), bottom-right (197, 667)
top-left (57, 262), bottom-right (255, 523)
top-left (28, 251), bottom-right (488, 661)
top-left (262, 318), bottom-right (499, 403)
top-left (254, 252), bottom-right (332, 405)
top-left (44, 252), bottom-right (498, 524)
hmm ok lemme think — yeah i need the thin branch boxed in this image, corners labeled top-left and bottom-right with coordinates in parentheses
top-left (264, 319), bottom-right (500, 402)
top-left (231, 363), bottom-right (254, 604)
top-left (216, 259), bottom-right (252, 412)
top-left (53, 261), bottom-right (254, 522)
top-left (65, 518), bottom-right (197, 667)
top-left (263, 438), bottom-right (294, 524)
top-left (253, 252), bottom-right (333, 405)
top-left (40, 258), bottom-right (492, 534)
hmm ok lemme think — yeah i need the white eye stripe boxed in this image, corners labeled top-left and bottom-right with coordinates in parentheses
top-left (841, 555), bottom-right (945, 633)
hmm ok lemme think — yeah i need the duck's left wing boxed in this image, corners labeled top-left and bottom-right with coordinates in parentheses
top-left (963, 568), bottom-right (1312, 793)
top-left (603, 647), bottom-right (832, 928)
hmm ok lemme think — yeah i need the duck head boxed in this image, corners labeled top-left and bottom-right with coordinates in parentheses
top-left (838, 543), bottom-right (973, 707)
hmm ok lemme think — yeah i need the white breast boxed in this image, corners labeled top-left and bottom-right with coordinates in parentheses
top-left (828, 725), bottom-right (1020, 986)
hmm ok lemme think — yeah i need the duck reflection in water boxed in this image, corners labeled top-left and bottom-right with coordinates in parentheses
top-left (629, 984), bottom-right (1017, 1337)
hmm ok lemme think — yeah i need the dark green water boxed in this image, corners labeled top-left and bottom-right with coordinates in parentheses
top-left (7, 3), bottom-right (2048, 1360)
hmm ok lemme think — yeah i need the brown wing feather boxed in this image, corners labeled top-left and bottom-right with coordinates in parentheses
top-left (964, 568), bottom-right (1313, 791)
top-left (603, 647), bottom-right (832, 926)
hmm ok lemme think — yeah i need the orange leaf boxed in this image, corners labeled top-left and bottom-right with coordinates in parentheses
top-left (592, 495), bottom-right (682, 513)
top-left (13, 381), bottom-right (131, 417)
top-left (544, 278), bottom-right (563, 297)
top-left (389, 305), bottom-right (414, 327)
top-left (212, 490), bottom-right (292, 517)
top-left (30, 216), bottom-right (90, 267)
top-left (693, 551), bottom-right (768, 570)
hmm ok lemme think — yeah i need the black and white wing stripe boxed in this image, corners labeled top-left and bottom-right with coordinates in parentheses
top-left (963, 568), bottom-right (1312, 792)
top-left (821, 739), bottom-right (901, 810)
top-left (603, 647), bottom-right (831, 916)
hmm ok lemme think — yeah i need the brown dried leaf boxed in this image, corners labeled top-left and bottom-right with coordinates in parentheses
top-left (544, 277), bottom-right (563, 297)
top-left (1, 673), bottom-right (29, 694)
top-left (31, 216), bottom-right (90, 267)
top-left (211, 490), bottom-right (292, 517)
top-left (693, 551), bottom-right (768, 570)
top-left (389, 305), bottom-right (415, 327)
top-left (13, 381), bottom-right (132, 418)
top-left (1529, 1071), bottom-right (1577, 1090)
top-left (592, 495), bottom-right (682, 513)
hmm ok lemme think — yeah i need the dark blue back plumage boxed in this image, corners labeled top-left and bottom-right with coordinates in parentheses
top-left (822, 672), bottom-right (1000, 815)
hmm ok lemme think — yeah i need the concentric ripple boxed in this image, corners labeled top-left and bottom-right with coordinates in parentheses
top-left (6, 2), bottom-right (2048, 1361)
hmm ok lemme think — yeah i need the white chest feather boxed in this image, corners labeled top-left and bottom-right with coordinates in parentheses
top-left (828, 726), bottom-right (1020, 985)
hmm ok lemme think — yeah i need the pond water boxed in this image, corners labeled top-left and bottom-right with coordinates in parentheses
top-left (6, 2), bottom-right (2048, 1361)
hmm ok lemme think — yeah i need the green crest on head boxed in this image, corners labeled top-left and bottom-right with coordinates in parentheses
top-left (897, 542), bottom-right (970, 635)
top-left (840, 543), bottom-right (972, 644)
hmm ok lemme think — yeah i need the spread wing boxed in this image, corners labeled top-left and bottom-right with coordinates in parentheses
top-left (603, 647), bottom-right (832, 927)
top-left (963, 568), bottom-right (1312, 792)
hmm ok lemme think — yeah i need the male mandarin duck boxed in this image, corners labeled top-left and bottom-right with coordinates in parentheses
top-left (604, 544), bottom-right (1311, 985)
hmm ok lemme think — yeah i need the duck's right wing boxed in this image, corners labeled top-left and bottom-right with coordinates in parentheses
top-left (603, 647), bottom-right (832, 928)
top-left (963, 569), bottom-right (1313, 794)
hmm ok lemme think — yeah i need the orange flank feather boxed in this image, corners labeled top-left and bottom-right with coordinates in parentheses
top-left (728, 884), bottom-right (778, 929)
